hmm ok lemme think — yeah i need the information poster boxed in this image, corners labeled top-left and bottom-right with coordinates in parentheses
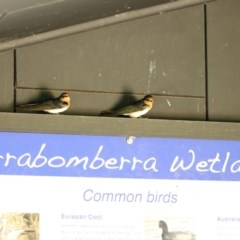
top-left (0, 132), bottom-right (239, 240)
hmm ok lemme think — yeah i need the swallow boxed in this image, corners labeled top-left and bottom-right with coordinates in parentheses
top-left (18, 92), bottom-right (70, 114)
top-left (100, 94), bottom-right (154, 118)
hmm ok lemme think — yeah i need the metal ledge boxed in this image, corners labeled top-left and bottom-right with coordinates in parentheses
top-left (1, 112), bottom-right (240, 140)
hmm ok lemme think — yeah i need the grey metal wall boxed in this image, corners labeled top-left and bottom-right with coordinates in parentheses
top-left (208, 0), bottom-right (240, 121)
top-left (0, 0), bottom-right (240, 123)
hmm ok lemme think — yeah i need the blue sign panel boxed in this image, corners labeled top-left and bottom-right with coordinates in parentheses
top-left (0, 132), bottom-right (239, 181)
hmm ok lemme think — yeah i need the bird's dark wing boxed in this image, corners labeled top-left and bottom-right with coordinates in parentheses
top-left (18, 99), bottom-right (67, 111)
top-left (101, 100), bottom-right (147, 116)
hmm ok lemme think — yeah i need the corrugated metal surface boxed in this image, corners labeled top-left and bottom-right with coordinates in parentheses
top-left (16, 5), bottom-right (205, 120)
top-left (1, 0), bottom-right (240, 125)
top-left (0, 0), bottom-right (170, 41)
top-left (208, 0), bottom-right (240, 121)
top-left (0, 0), bottom-right (214, 51)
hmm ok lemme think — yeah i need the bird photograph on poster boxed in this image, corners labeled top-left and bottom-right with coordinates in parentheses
top-left (0, 212), bottom-right (39, 240)
top-left (144, 216), bottom-right (196, 240)
top-left (159, 219), bottom-right (196, 240)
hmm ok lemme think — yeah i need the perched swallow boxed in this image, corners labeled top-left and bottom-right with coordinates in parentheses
top-left (100, 94), bottom-right (154, 118)
top-left (18, 92), bottom-right (70, 114)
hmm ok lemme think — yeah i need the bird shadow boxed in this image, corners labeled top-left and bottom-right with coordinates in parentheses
top-left (18, 89), bottom-right (55, 104)
top-left (108, 87), bottom-right (138, 110)
top-left (29, 90), bottom-right (55, 102)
